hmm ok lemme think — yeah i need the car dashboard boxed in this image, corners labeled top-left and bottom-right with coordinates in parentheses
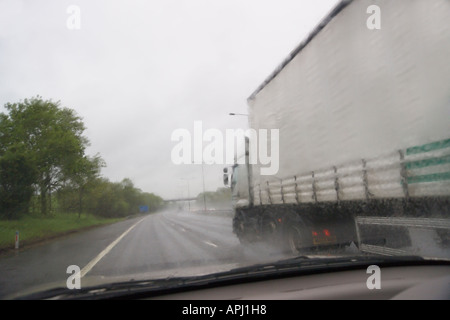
top-left (149, 265), bottom-right (450, 300)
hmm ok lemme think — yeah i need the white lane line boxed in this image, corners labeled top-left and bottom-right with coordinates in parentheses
top-left (80, 218), bottom-right (146, 278)
top-left (203, 240), bottom-right (218, 248)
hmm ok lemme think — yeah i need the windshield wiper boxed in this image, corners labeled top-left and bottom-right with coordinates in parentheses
top-left (17, 254), bottom-right (445, 300)
top-left (215, 254), bottom-right (428, 278)
top-left (16, 277), bottom-right (198, 300)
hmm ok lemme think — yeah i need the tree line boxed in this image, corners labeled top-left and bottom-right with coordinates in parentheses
top-left (0, 97), bottom-right (163, 220)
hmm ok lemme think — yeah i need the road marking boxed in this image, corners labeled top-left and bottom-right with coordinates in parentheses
top-left (203, 240), bottom-right (218, 248)
top-left (80, 218), bottom-right (146, 278)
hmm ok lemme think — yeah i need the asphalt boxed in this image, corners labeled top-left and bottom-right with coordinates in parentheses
top-left (0, 210), bottom-right (290, 299)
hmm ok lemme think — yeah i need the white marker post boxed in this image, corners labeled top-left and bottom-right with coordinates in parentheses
top-left (15, 231), bottom-right (19, 250)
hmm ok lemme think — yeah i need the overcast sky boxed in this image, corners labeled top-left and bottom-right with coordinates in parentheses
top-left (0, 0), bottom-right (339, 199)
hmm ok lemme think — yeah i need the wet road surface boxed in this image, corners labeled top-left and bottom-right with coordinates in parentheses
top-left (0, 210), bottom-right (290, 299)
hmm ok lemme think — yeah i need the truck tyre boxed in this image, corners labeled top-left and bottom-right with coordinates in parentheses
top-left (262, 219), bottom-right (278, 244)
top-left (286, 225), bottom-right (309, 256)
top-left (233, 211), bottom-right (251, 245)
top-left (235, 220), bottom-right (249, 245)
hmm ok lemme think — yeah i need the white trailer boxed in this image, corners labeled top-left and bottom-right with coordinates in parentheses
top-left (225, 0), bottom-right (450, 257)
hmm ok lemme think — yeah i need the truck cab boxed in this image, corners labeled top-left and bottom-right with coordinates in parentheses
top-left (224, 163), bottom-right (250, 209)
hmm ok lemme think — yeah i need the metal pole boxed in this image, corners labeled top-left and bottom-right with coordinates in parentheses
top-left (202, 162), bottom-right (207, 212)
top-left (181, 178), bottom-right (192, 212)
top-left (15, 231), bottom-right (19, 250)
top-left (187, 180), bottom-right (191, 212)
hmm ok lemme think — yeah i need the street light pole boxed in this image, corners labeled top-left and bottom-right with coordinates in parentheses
top-left (192, 161), bottom-right (208, 212)
top-left (180, 178), bottom-right (192, 212)
top-left (201, 162), bottom-right (207, 212)
top-left (187, 180), bottom-right (191, 212)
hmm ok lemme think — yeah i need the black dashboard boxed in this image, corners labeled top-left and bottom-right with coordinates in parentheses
top-left (150, 265), bottom-right (450, 300)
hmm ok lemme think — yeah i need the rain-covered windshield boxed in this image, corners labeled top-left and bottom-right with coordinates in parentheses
top-left (0, 0), bottom-right (449, 300)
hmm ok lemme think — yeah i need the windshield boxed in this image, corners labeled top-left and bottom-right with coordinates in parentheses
top-left (0, 0), bottom-right (449, 300)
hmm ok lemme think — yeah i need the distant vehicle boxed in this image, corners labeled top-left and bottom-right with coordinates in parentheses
top-left (224, 0), bottom-right (450, 256)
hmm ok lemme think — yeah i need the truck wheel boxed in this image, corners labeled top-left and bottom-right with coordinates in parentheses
top-left (262, 219), bottom-right (278, 243)
top-left (233, 213), bottom-right (250, 245)
top-left (286, 226), bottom-right (308, 256)
top-left (235, 221), bottom-right (250, 245)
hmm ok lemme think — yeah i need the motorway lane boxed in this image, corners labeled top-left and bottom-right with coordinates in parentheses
top-left (0, 210), bottom-right (290, 299)
top-left (0, 215), bottom-right (147, 298)
top-left (85, 211), bottom-right (240, 279)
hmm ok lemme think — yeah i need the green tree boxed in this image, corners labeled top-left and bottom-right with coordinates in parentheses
top-left (1, 97), bottom-right (89, 215)
top-left (82, 178), bottom-right (164, 218)
top-left (0, 149), bottom-right (37, 219)
top-left (120, 178), bottom-right (140, 215)
top-left (141, 192), bottom-right (164, 212)
top-left (83, 178), bottom-right (126, 218)
top-left (63, 154), bottom-right (105, 218)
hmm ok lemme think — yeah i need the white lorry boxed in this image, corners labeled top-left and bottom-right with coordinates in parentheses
top-left (224, 0), bottom-right (450, 257)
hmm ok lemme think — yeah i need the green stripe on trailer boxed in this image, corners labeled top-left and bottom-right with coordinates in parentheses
top-left (407, 171), bottom-right (450, 184)
top-left (405, 155), bottom-right (450, 170)
top-left (406, 139), bottom-right (450, 156)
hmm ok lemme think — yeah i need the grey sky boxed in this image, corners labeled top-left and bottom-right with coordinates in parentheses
top-left (0, 0), bottom-right (339, 199)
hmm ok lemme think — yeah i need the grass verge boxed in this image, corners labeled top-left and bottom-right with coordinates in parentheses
top-left (0, 213), bottom-right (124, 253)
